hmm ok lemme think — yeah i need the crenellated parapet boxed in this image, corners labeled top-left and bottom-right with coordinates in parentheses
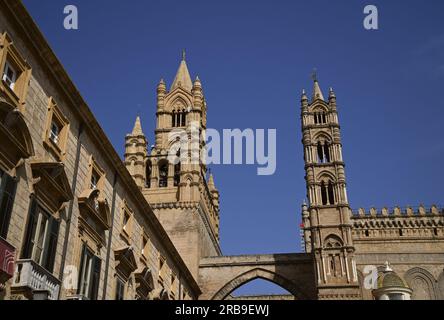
top-left (351, 205), bottom-right (444, 240)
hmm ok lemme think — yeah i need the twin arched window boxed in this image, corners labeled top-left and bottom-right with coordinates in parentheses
top-left (172, 110), bottom-right (187, 127)
top-left (320, 180), bottom-right (335, 205)
top-left (314, 111), bottom-right (327, 125)
top-left (317, 141), bottom-right (331, 163)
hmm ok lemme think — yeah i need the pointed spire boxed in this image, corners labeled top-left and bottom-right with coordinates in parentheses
top-left (329, 87), bottom-right (336, 99)
top-left (311, 70), bottom-right (325, 102)
top-left (301, 89), bottom-right (308, 102)
top-left (158, 78), bottom-right (166, 91)
top-left (171, 51), bottom-right (193, 92)
top-left (193, 75), bottom-right (202, 88)
top-left (132, 116), bottom-right (143, 136)
top-left (208, 173), bottom-right (217, 191)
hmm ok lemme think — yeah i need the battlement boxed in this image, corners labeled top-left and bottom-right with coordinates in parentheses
top-left (352, 205), bottom-right (444, 219)
top-left (350, 205), bottom-right (444, 241)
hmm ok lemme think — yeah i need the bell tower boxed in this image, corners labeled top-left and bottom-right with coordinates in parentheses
top-left (301, 74), bottom-right (360, 299)
top-left (126, 52), bottom-right (221, 278)
top-left (124, 116), bottom-right (148, 188)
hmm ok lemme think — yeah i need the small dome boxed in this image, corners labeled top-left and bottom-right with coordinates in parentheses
top-left (377, 271), bottom-right (409, 289)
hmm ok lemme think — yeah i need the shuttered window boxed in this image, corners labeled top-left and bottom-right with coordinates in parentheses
top-left (0, 169), bottom-right (17, 239)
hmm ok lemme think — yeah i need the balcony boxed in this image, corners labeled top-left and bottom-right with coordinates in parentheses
top-left (12, 259), bottom-right (61, 300)
top-left (0, 237), bottom-right (15, 283)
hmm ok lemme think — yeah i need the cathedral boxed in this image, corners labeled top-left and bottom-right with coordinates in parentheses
top-left (0, 0), bottom-right (443, 300)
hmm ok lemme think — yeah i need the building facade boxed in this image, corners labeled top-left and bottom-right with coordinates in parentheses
top-left (0, 0), bottom-right (199, 300)
top-left (0, 0), bottom-right (443, 300)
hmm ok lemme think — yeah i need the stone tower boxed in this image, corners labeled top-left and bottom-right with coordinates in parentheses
top-left (124, 116), bottom-right (148, 188)
top-left (125, 53), bottom-right (221, 278)
top-left (300, 76), bottom-right (360, 299)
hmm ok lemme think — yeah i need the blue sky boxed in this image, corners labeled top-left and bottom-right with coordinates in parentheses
top-left (22, 0), bottom-right (444, 295)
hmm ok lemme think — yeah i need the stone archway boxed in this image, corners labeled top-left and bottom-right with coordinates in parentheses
top-left (198, 253), bottom-right (317, 300)
top-left (404, 267), bottom-right (437, 300)
top-left (212, 268), bottom-right (306, 300)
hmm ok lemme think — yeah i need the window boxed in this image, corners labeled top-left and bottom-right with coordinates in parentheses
top-left (22, 200), bottom-right (59, 272)
top-left (314, 111), bottom-right (327, 125)
top-left (317, 141), bottom-right (331, 163)
top-left (0, 32), bottom-right (31, 112)
top-left (86, 157), bottom-right (105, 192)
top-left (50, 122), bottom-right (59, 144)
top-left (91, 170), bottom-right (99, 190)
top-left (172, 111), bottom-right (177, 127)
top-left (174, 150), bottom-right (181, 187)
top-left (145, 161), bottom-right (152, 188)
top-left (43, 98), bottom-right (69, 160)
top-left (321, 181), bottom-right (328, 205)
top-left (320, 180), bottom-right (335, 206)
top-left (2, 61), bottom-right (16, 90)
top-left (77, 244), bottom-right (101, 300)
top-left (120, 201), bottom-right (133, 243)
top-left (181, 111), bottom-right (186, 127)
top-left (0, 169), bottom-right (17, 239)
top-left (172, 110), bottom-right (187, 128)
top-left (0, 33), bottom-right (32, 109)
top-left (159, 161), bottom-right (168, 188)
top-left (115, 278), bottom-right (125, 300)
top-left (327, 181), bottom-right (335, 205)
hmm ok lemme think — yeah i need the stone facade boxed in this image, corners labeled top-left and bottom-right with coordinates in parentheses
top-left (0, 0), bottom-right (199, 300)
top-left (124, 57), bottom-right (221, 279)
top-left (299, 78), bottom-right (444, 300)
top-left (0, 0), bottom-right (442, 301)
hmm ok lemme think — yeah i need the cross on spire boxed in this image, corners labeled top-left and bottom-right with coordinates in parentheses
top-left (182, 49), bottom-right (186, 61)
top-left (311, 68), bottom-right (318, 82)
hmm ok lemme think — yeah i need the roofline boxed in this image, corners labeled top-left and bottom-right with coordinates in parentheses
top-left (4, 0), bottom-right (201, 296)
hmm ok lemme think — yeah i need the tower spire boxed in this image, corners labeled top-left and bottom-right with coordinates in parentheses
top-left (171, 51), bottom-right (193, 92)
top-left (311, 69), bottom-right (325, 102)
top-left (132, 116), bottom-right (143, 136)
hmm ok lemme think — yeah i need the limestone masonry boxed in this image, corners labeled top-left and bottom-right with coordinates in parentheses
top-left (0, 0), bottom-right (442, 300)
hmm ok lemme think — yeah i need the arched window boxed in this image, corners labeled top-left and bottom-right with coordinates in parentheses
top-left (324, 143), bottom-right (331, 162)
top-left (172, 110), bottom-right (187, 127)
top-left (328, 181), bottom-right (335, 205)
top-left (172, 111), bottom-right (176, 127)
top-left (314, 112), bottom-right (327, 125)
top-left (181, 109), bottom-right (186, 127)
top-left (145, 161), bottom-right (152, 188)
top-left (321, 180), bottom-right (335, 205)
top-left (159, 161), bottom-right (168, 188)
top-left (321, 181), bottom-right (328, 205)
top-left (317, 141), bottom-right (331, 163)
top-left (174, 150), bottom-right (181, 187)
top-left (317, 142), bottom-right (324, 163)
